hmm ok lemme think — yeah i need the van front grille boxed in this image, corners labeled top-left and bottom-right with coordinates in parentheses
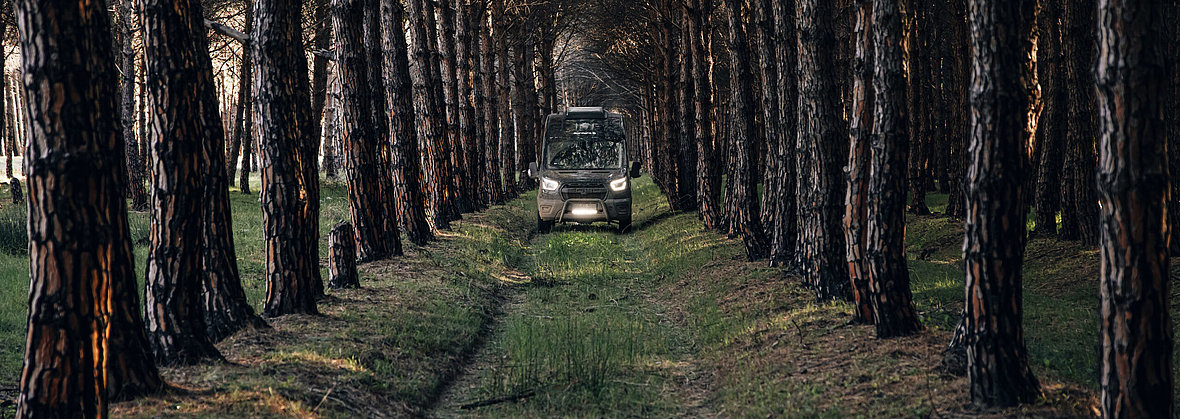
top-left (561, 182), bottom-right (607, 200)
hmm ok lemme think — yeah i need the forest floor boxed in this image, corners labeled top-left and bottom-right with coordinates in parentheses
top-left (0, 175), bottom-right (1177, 417)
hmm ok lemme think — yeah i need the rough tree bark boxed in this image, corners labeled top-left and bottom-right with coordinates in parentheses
top-left (382, 0), bottom-right (433, 246)
top-left (867, 0), bottom-right (922, 338)
top-left (312, 0), bottom-right (334, 179)
top-left (363, 0), bottom-right (402, 258)
top-left (767, 0), bottom-right (798, 268)
top-left (479, 5), bottom-right (504, 206)
top-left (438, 0), bottom-right (473, 209)
top-left (334, 0), bottom-right (392, 262)
top-left (231, 3), bottom-right (255, 194)
top-left (689, 0), bottom-right (720, 230)
top-left (1059, 0), bottom-right (1099, 246)
top-left (494, 0), bottom-right (517, 200)
top-left (118, 0), bottom-right (148, 211)
top-left (844, 0), bottom-right (875, 324)
top-left (962, 0), bottom-right (1042, 408)
top-left (1095, 0), bottom-right (1174, 416)
top-left (16, 0), bottom-right (162, 413)
top-left (408, 0), bottom-right (454, 229)
top-left (1031, 0), bottom-right (1062, 238)
top-left (721, 0), bottom-right (768, 260)
top-left (255, 0), bottom-right (320, 317)
top-left (328, 222), bottom-right (360, 289)
top-left (797, 0), bottom-right (850, 300)
top-left (141, 0), bottom-right (225, 365)
top-left (456, 0), bottom-right (483, 210)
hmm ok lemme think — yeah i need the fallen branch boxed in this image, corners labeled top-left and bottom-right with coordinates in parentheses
top-left (459, 390), bottom-right (536, 410)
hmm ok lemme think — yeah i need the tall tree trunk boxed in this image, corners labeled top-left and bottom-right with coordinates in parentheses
top-left (335, 0), bottom-right (392, 262)
top-left (118, 0), bottom-right (148, 211)
top-left (494, 0), bottom-right (516, 200)
top-left (867, 0), bottom-right (922, 338)
top-left (754, 0), bottom-right (780, 243)
top-left (1059, 0), bottom-right (1099, 246)
top-left (1168, 2), bottom-right (1180, 257)
top-left (382, 0), bottom-right (433, 246)
top-left (691, 0), bottom-right (721, 230)
top-left (722, 0), bottom-right (768, 260)
top-left (962, 0), bottom-right (1042, 408)
top-left (510, 43), bottom-right (535, 191)
top-left (231, 3), bottom-right (255, 193)
top-left (797, 0), bottom-right (850, 300)
top-left (1031, 0), bottom-right (1063, 238)
top-left (905, 0), bottom-right (931, 216)
top-left (364, 0), bottom-right (402, 258)
top-left (408, 0), bottom-right (453, 229)
top-left (479, 5), bottom-right (504, 206)
top-left (438, 0), bottom-right (471, 211)
top-left (141, 0), bottom-right (224, 365)
top-left (768, 0), bottom-right (799, 267)
top-left (944, 0), bottom-right (969, 219)
top-left (255, 0), bottom-right (320, 317)
top-left (674, 3), bottom-right (697, 210)
top-left (456, 0), bottom-right (482, 209)
top-left (16, 0), bottom-right (162, 413)
top-left (844, 0), bottom-right (874, 325)
top-left (312, 0), bottom-right (334, 179)
top-left (1095, 0), bottom-right (1174, 416)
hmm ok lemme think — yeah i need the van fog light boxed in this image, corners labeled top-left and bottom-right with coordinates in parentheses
top-left (571, 208), bottom-right (599, 216)
top-left (610, 178), bottom-right (628, 191)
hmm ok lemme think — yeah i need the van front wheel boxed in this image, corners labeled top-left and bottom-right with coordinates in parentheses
top-left (537, 215), bottom-right (554, 234)
top-left (616, 217), bottom-right (632, 234)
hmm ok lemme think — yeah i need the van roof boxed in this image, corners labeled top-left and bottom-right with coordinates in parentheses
top-left (565, 107), bottom-right (607, 119)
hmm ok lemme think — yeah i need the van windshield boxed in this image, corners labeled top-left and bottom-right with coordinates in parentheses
top-left (545, 118), bottom-right (625, 170)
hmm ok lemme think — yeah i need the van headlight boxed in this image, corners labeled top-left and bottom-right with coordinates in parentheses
top-left (541, 177), bottom-right (560, 192)
top-left (610, 178), bottom-right (628, 192)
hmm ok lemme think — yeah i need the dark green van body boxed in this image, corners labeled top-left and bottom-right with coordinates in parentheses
top-left (529, 107), bottom-right (639, 232)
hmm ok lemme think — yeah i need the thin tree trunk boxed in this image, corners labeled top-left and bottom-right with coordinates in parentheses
top-left (691, 0), bottom-right (720, 230)
top-left (230, 3), bottom-right (255, 191)
top-left (479, 5), bottom-right (504, 206)
top-left (1095, 0), bottom-right (1174, 416)
top-left (494, 0), bottom-right (516, 200)
top-left (1031, 0), bottom-right (1062, 238)
top-left (119, 0), bottom-right (148, 211)
top-left (312, 0), bottom-right (334, 179)
top-left (408, 0), bottom-right (453, 229)
top-left (962, 0), bottom-right (1042, 408)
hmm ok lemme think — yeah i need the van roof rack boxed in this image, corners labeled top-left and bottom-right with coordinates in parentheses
top-left (565, 106), bottom-right (607, 119)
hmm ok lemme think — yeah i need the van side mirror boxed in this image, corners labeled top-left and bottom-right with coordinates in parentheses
top-left (629, 161), bottom-right (642, 179)
top-left (528, 162), bottom-right (539, 179)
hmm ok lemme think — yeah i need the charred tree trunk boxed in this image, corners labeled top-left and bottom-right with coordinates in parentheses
top-left (334, 0), bottom-right (391, 262)
top-left (844, 0), bottom-right (875, 325)
top-left (328, 223), bottom-right (360, 289)
top-left (691, 0), bottom-right (721, 230)
top-left (17, 0), bottom-right (164, 411)
top-left (962, 0), bottom-right (1042, 408)
top-left (438, 0), bottom-right (471, 211)
top-left (382, 0), bottom-right (433, 246)
top-left (1095, 0), bottom-right (1174, 416)
top-left (118, 0), bottom-right (148, 211)
top-left (141, 0), bottom-right (225, 365)
top-left (255, 0), bottom-right (320, 317)
top-left (867, 0), bottom-right (922, 338)
top-left (797, 0), bottom-right (850, 300)
top-left (722, 0), bottom-right (768, 260)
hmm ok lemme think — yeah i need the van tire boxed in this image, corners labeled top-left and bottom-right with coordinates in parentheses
top-left (537, 215), bottom-right (554, 234)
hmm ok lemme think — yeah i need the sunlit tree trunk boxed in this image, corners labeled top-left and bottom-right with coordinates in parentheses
top-left (312, 0), bottom-right (334, 180)
top-left (962, 0), bottom-right (1041, 407)
top-left (438, 0), bottom-right (472, 210)
top-left (797, 0), bottom-right (850, 300)
top-left (408, 0), bottom-right (453, 229)
top-left (382, 0), bottom-right (433, 246)
top-left (363, 0), bottom-right (402, 258)
top-left (117, 0), bottom-right (148, 211)
top-left (255, 0), bottom-right (320, 316)
top-left (141, 0), bottom-right (224, 365)
top-left (844, 0), bottom-right (874, 324)
top-left (1095, 0), bottom-right (1174, 416)
top-left (232, 4), bottom-right (255, 195)
top-left (16, 0), bottom-right (161, 413)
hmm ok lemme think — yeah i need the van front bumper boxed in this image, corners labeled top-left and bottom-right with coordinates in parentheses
top-left (537, 194), bottom-right (632, 223)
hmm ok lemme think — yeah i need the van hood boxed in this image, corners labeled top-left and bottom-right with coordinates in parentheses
top-left (544, 169), bottom-right (624, 183)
